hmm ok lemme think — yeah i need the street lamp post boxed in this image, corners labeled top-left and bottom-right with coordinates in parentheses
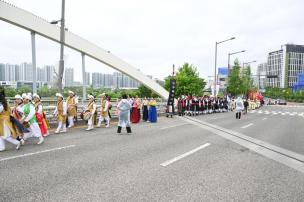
top-left (51, 0), bottom-right (65, 93)
top-left (214, 37), bottom-right (235, 96)
top-left (228, 50), bottom-right (246, 76)
top-left (242, 60), bottom-right (256, 69)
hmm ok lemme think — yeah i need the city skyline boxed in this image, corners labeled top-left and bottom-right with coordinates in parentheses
top-left (0, 61), bottom-right (141, 89)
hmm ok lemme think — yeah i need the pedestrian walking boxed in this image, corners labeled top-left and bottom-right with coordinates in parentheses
top-left (20, 94), bottom-right (44, 144)
top-left (148, 98), bottom-right (157, 123)
top-left (66, 91), bottom-right (76, 128)
top-left (244, 99), bottom-right (249, 114)
top-left (33, 94), bottom-right (49, 136)
top-left (11, 94), bottom-right (28, 144)
top-left (97, 93), bottom-right (110, 128)
top-left (0, 87), bottom-right (21, 151)
top-left (85, 95), bottom-right (96, 131)
top-left (235, 97), bottom-right (244, 119)
top-left (142, 97), bottom-right (149, 121)
top-left (117, 94), bottom-right (132, 134)
top-left (54, 93), bottom-right (67, 134)
top-left (131, 95), bottom-right (140, 123)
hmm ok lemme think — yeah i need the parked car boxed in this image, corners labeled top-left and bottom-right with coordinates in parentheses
top-left (268, 99), bottom-right (277, 105)
top-left (278, 99), bottom-right (287, 105)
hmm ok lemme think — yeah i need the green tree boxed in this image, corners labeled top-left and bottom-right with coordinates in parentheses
top-left (241, 65), bottom-right (254, 95)
top-left (227, 60), bottom-right (243, 95)
top-left (38, 86), bottom-right (58, 98)
top-left (4, 87), bottom-right (17, 97)
top-left (16, 86), bottom-right (32, 95)
top-left (228, 60), bottom-right (254, 96)
top-left (164, 63), bottom-right (206, 97)
top-left (138, 84), bottom-right (152, 98)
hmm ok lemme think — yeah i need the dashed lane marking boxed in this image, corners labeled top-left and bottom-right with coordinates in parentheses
top-left (241, 123), bottom-right (254, 129)
top-left (160, 123), bottom-right (189, 130)
top-left (0, 145), bottom-right (76, 162)
top-left (160, 143), bottom-right (211, 167)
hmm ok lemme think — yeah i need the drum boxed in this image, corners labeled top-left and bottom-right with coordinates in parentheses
top-left (82, 110), bottom-right (91, 121)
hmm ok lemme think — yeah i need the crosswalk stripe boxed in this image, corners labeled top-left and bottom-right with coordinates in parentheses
top-left (247, 109), bottom-right (303, 117)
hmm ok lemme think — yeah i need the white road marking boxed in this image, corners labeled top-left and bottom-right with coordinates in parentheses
top-left (241, 123), bottom-right (254, 129)
top-left (160, 123), bottom-right (188, 130)
top-left (262, 118), bottom-right (267, 120)
top-left (180, 116), bottom-right (304, 173)
top-left (160, 143), bottom-right (211, 167)
top-left (0, 145), bottom-right (76, 162)
top-left (258, 110), bottom-right (263, 114)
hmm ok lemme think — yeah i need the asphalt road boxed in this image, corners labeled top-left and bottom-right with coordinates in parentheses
top-left (1, 109), bottom-right (304, 201)
top-left (193, 105), bottom-right (304, 155)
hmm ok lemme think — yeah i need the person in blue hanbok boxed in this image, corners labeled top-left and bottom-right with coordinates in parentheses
top-left (148, 98), bottom-right (157, 123)
top-left (117, 94), bottom-right (132, 134)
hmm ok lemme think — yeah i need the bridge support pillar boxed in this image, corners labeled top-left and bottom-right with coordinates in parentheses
top-left (31, 31), bottom-right (37, 93)
top-left (81, 52), bottom-right (86, 103)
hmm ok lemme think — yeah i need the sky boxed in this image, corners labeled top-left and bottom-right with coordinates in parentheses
top-left (0, 0), bottom-right (303, 82)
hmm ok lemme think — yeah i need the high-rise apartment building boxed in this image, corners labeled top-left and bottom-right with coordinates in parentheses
top-left (20, 62), bottom-right (33, 81)
top-left (0, 63), bottom-right (5, 81)
top-left (266, 44), bottom-right (304, 88)
top-left (45, 65), bottom-right (55, 83)
top-left (64, 68), bottom-right (74, 87)
top-left (256, 63), bottom-right (267, 89)
top-left (85, 72), bottom-right (90, 86)
top-left (92, 72), bottom-right (140, 89)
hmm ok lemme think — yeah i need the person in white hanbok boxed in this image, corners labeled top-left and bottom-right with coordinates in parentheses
top-left (117, 94), bottom-right (132, 134)
top-left (235, 97), bottom-right (244, 119)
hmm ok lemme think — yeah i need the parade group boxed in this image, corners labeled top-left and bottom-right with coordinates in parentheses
top-left (174, 95), bottom-right (262, 119)
top-left (0, 87), bottom-right (158, 152)
top-left (0, 84), bottom-right (262, 152)
top-left (175, 95), bottom-right (230, 116)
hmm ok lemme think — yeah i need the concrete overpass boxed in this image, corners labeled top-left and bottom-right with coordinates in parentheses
top-left (0, 0), bottom-right (169, 99)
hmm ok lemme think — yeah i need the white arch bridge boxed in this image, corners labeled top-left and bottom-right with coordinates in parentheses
top-left (0, 0), bottom-right (169, 99)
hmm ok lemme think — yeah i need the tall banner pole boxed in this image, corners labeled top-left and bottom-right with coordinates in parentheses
top-left (167, 64), bottom-right (176, 117)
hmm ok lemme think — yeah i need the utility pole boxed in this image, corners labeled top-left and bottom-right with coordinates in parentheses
top-left (81, 53), bottom-right (86, 103)
top-left (31, 31), bottom-right (37, 93)
top-left (57, 0), bottom-right (65, 92)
